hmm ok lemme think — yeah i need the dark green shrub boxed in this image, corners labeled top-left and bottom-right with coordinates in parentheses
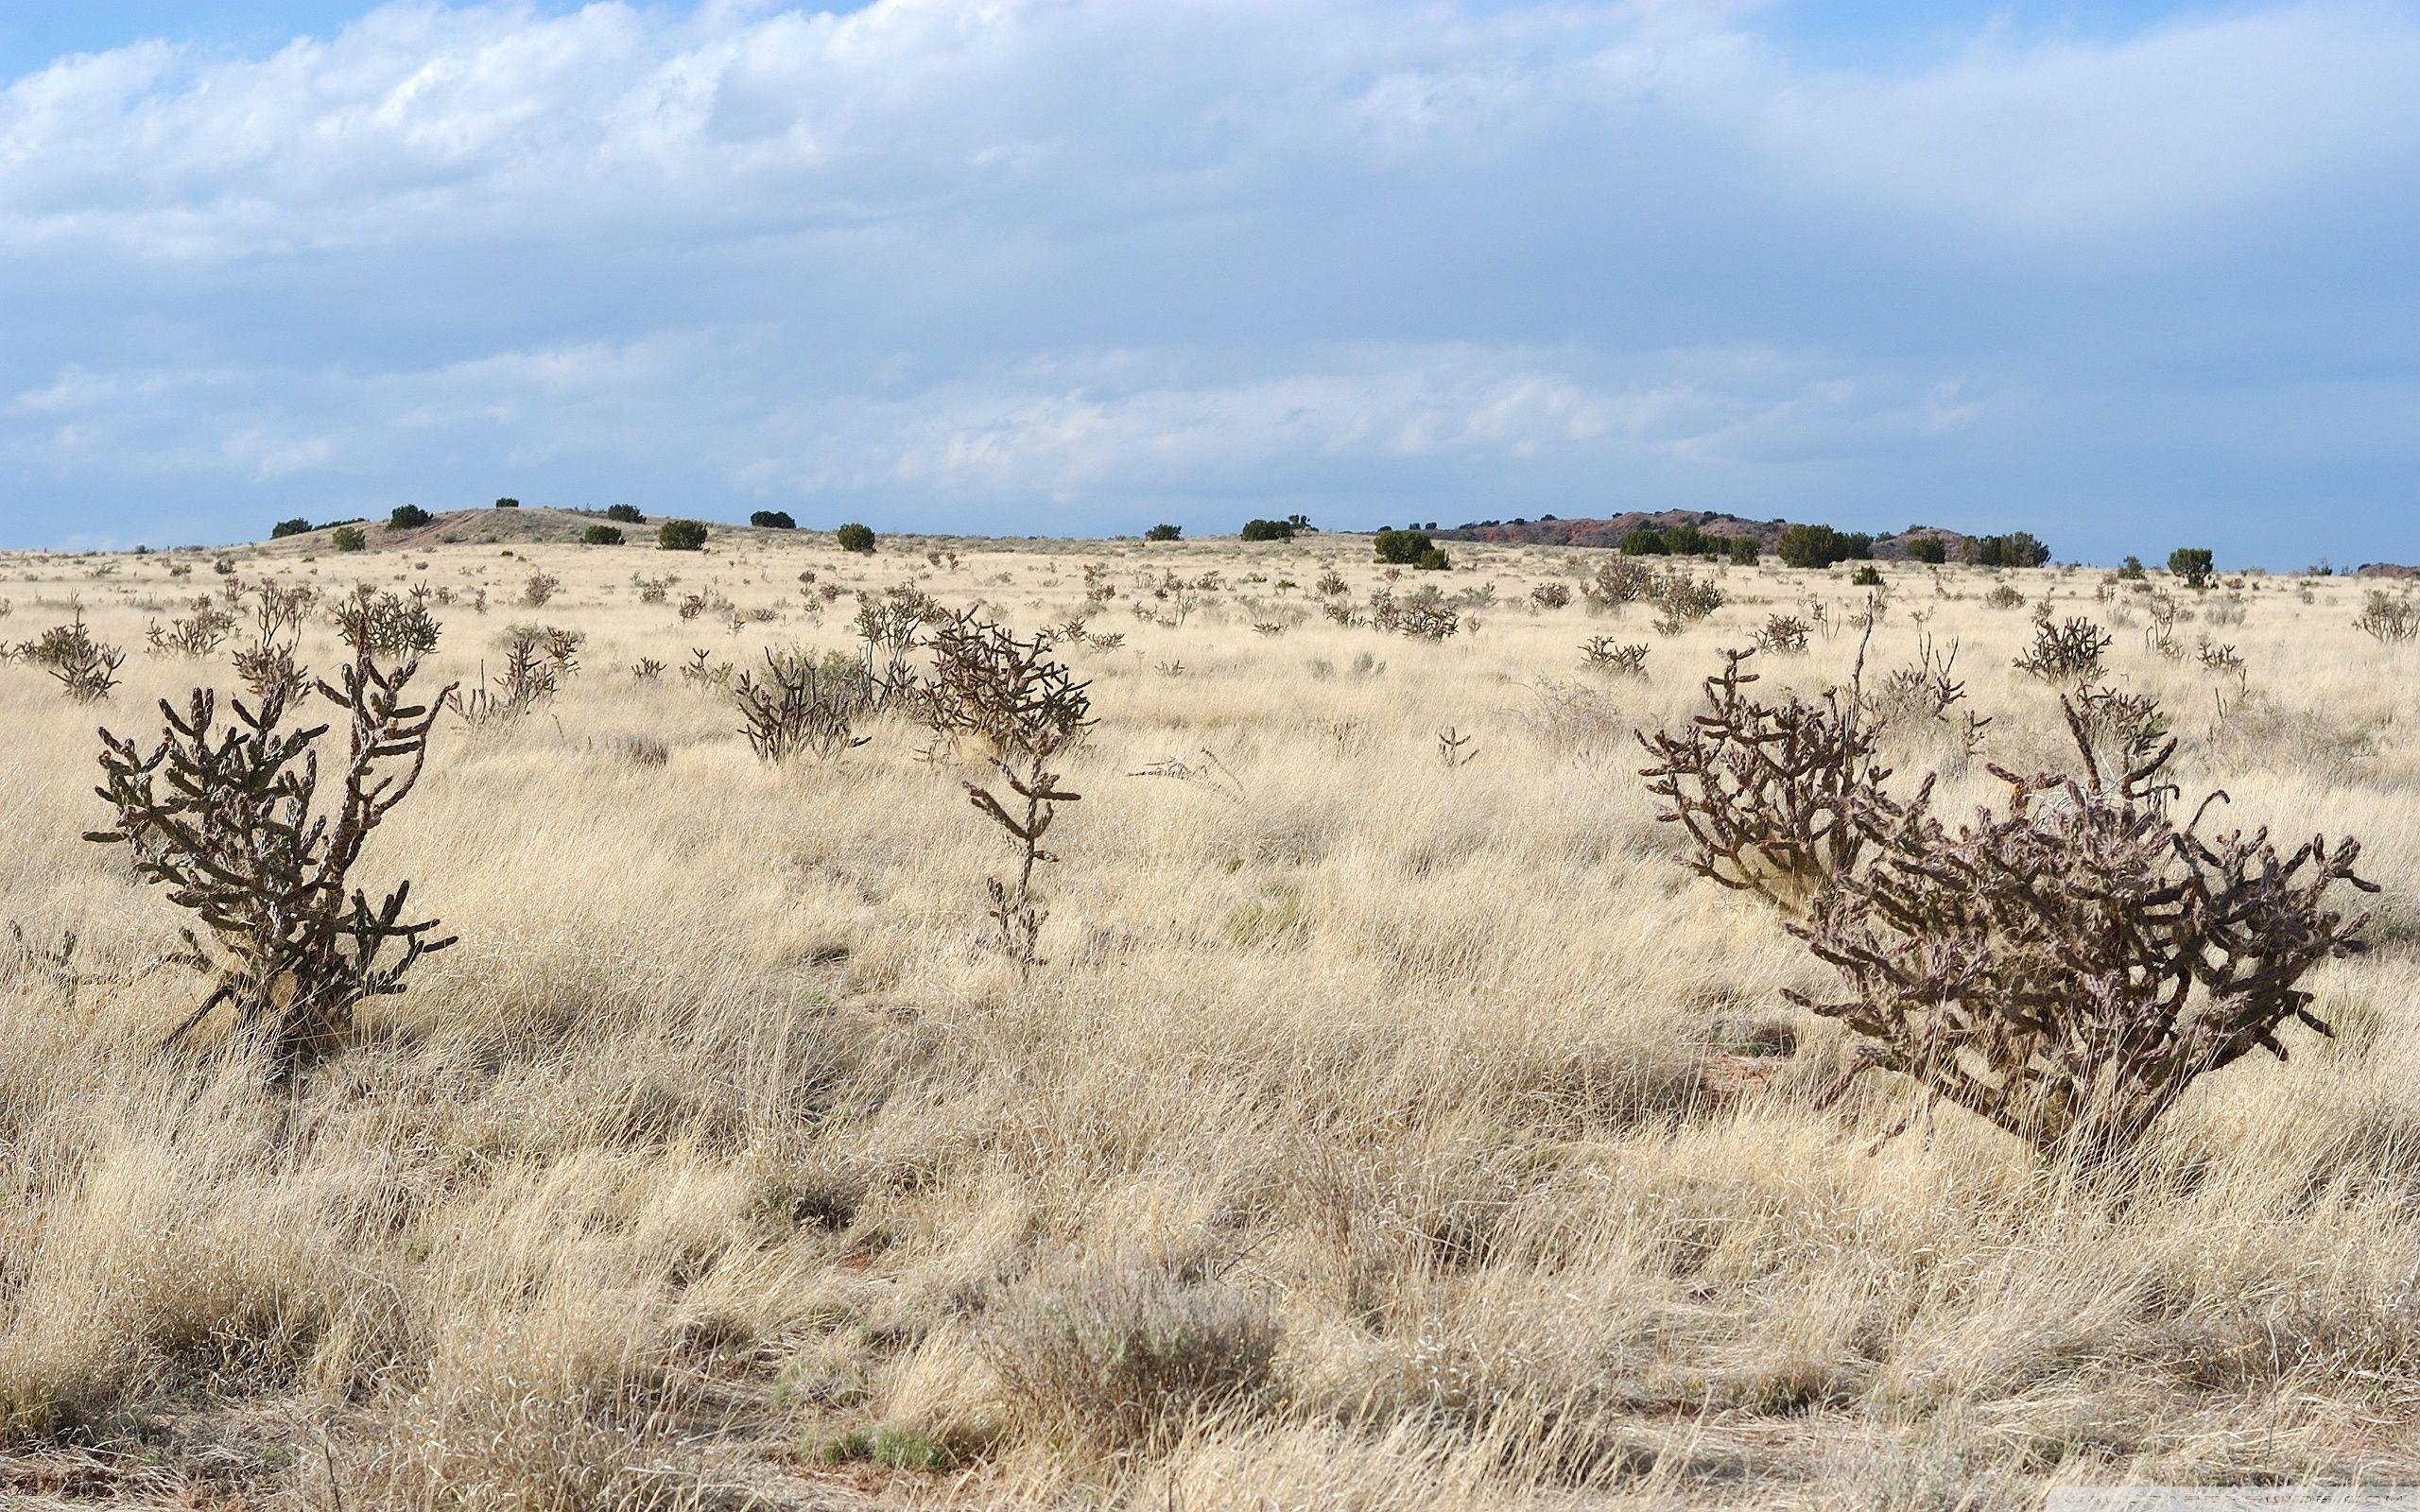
top-left (1726, 536), bottom-right (1760, 565)
top-left (2118, 555), bottom-right (2148, 580)
top-left (331, 525), bottom-right (368, 553)
top-left (389, 505), bottom-right (433, 529)
top-left (658, 519), bottom-right (709, 551)
top-left (493, 497), bottom-right (520, 509)
top-left (1240, 519), bottom-right (1295, 541)
top-left (580, 524), bottom-right (625, 546)
top-left (1967, 531), bottom-right (2049, 568)
top-left (2169, 547), bottom-right (2215, 589)
top-left (836, 522), bottom-right (876, 554)
top-left (1777, 524), bottom-right (1873, 569)
top-left (1620, 527), bottom-right (1669, 556)
top-left (1851, 563), bottom-right (1883, 587)
top-left (1415, 545), bottom-right (1450, 571)
top-left (1144, 523), bottom-right (1183, 541)
top-left (270, 518), bottom-right (313, 539)
top-left (751, 509), bottom-right (797, 530)
top-left (1373, 527), bottom-right (1435, 565)
top-left (1906, 536), bottom-right (1946, 564)
top-left (604, 504), bottom-right (646, 524)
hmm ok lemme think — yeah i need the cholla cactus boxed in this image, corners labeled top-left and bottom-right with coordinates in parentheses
top-left (1789, 698), bottom-right (2374, 1163)
top-left (26, 610), bottom-right (126, 702)
top-left (1754, 613), bottom-right (1811, 655)
top-left (923, 610), bottom-right (1094, 755)
top-left (1637, 647), bottom-right (1918, 911)
top-left (937, 612), bottom-right (1095, 975)
top-left (86, 590), bottom-right (458, 1066)
top-left (733, 647), bottom-right (873, 763)
top-left (2014, 615), bottom-right (2112, 682)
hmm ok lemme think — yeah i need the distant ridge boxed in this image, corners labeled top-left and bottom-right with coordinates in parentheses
top-left (254, 507), bottom-right (808, 552)
top-left (1425, 508), bottom-right (1968, 560)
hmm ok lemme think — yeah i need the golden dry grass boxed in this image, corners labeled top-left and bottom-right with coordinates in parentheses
top-left (0, 525), bottom-right (2415, 1509)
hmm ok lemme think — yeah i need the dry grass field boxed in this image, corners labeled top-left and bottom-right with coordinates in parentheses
top-left (1, 517), bottom-right (2415, 1509)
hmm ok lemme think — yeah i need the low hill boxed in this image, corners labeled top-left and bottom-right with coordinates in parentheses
top-left (1425, 508), bottom-right (1967, 560)
top-left (256, 507), bottom-right (809, 553)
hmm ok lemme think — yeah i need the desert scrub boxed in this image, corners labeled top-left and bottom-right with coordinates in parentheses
top-left (979, 1263), bottom-right (1278, 1460)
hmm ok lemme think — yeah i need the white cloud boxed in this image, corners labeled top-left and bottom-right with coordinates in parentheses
top-left (0, 0), bottom-right (2414, 558)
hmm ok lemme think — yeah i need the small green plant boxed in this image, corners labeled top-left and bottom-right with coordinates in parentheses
top-left (815, 1424), bottom-right (967, 1473)
top-left (1239, 518), bottom-right (1296, 541)
top-left (604, 504), bottom-right (646, 524)
top-left (835, 521), bottom-right (876, 554)
top-left (658, 519), bottom-right (709, 552)
top-left (389, 505), bottom-right (433, 529)
top-left (1144, 523), bottom-right (1183, 541)
top-left (579, 524), bottom-right (624, 545)
top-left (1850, 564), bottom-right (1883, 587)
top-left (1904, 537), bottom-right (1946, 564)
top-left (331, 525), bottom-right (368, 553)
top-left (1372, 527), bottom-right (1434, 565)
top-left (270, 517), bottom-right (313, 539)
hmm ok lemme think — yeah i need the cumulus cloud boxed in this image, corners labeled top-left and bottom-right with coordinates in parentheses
top-left (1, 0), bottom-right (2414, 558)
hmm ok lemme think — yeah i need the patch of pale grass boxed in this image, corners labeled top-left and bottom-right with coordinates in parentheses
top-left (0, 541), bottom-right (2413, 1505)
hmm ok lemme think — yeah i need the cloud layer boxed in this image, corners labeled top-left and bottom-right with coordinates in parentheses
top-left (4, 0), bottom-right (2415, 558)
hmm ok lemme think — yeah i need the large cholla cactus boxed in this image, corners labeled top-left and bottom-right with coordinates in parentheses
top-left (1637, 648), bottom-right (1921, 912)
top-left (86, 589), bottom-right (458, 1065)
top-left (1789, 699), bottom-right (2375, 1162)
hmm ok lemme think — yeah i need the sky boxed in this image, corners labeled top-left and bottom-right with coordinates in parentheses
top-left (1, 1), bottom-right (2414, 563)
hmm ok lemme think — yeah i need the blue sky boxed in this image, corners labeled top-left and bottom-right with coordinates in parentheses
top-left (1, 1), bottom-right (2413, 563)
